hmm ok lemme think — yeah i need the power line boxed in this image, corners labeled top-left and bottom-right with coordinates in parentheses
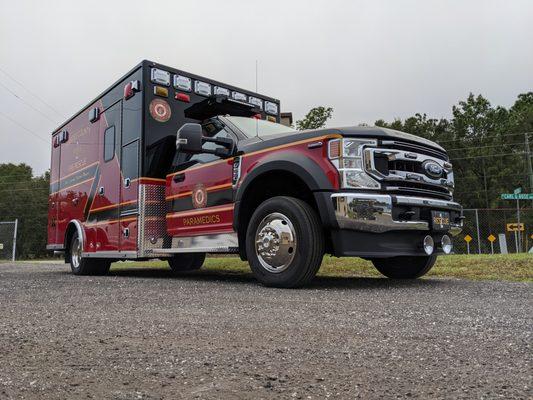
top-left (0, 66), bottom-right (66, 119)
top-left (435, 132), bottom-right (532, 144)
top-left (450, 151), bottom-right (526, 161)
top-left (0, 80), bottom-right (58, 124)
top-left (0, 111), bottom-right (49, 143)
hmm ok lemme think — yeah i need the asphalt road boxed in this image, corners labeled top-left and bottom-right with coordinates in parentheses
top-left (0, 262), bottom-right (531, 399)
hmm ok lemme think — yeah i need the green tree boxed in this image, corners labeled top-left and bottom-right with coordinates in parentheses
top-left (0, 163), bottom-right (49, 259)
top-left (296, 106), bottom-right (333, 130)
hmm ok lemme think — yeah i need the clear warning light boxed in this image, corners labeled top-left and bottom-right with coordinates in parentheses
top-left (151, 68), bottom-right (170, 86)
top-left (174, 75), bottom-right (192, 91)
top-left (194, 81), bottom-right (212, 96)
top-left (265, 101), bottom-right (278, 115)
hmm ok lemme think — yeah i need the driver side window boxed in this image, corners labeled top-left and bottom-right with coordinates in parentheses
top-left (173, 122), bottom-right (234, 171)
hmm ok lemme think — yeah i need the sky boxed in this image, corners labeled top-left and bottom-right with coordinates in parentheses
top-left (0, 0), bottom-right (532, 175)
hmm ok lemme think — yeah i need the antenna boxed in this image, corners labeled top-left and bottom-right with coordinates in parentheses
top-left (255, 59), bottom-right (258, 93)
top-left (255, 60), bottom-right (259, 138)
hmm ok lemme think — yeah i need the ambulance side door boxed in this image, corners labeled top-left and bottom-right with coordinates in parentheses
top-left (166, 124), bottom-right (236, 237)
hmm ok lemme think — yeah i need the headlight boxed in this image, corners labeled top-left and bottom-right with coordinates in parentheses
top-left (328, 139), bottom-right (380, 189)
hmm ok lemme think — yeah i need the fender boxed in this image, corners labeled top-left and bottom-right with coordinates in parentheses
top-left (65, 219), bottom-right (85, 252)
top-left (233, 151), bottom-right (334, 231)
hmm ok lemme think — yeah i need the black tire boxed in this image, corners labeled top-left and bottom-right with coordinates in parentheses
top-left (168, 253), bottom-right (206, 273)
top-left (246, 196), bottom-right (324, 288)
top-left (69, 232), bottom-right (110, 276)
top-left (372, 255), bottom-right (437, 279)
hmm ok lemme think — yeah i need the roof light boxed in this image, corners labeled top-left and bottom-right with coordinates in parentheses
top-left (151, 68), bottom-right (170, 86)
top-left (175, 92), bottom-right (190, 102)
top-left (232, 91), bottom-right (247, 102)
top-left (174, 75), bottom-right (191, 91)
top-left (154, 86), bottom-right (169, 97)
top-left (265, 101), bottom-right (278, 115)
top-left (194, 80), bottom-right (212, 96)
top-left (214, 86), bottom-right (230, 96)
top-left (249, 96), bottom-right (263, 110)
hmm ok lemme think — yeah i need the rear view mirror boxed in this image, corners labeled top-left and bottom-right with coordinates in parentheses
top-left (176, 123), bottom-right (203, 154)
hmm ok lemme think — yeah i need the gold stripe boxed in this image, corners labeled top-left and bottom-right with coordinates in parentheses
top-left (166, 134), bottom-right (340, 178)
top-left (90, 199), bottom-right (138, 213)
top-left (50, 161), bottom-right (99, 184)
top-left (84, 216), bottom-right (137, 226)
top-left (133, 177), bottom-right (166, 183)
top-left (165, 182), bottom-right (233, 201)
top-left (50, 177), bottom-right (94, 195)
top-left (166, 204), bottom-right (234, 219)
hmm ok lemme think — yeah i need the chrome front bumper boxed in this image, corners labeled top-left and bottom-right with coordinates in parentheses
top-left (332, 193), bottom-right (462, 235)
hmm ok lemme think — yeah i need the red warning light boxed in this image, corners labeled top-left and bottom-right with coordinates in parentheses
top-left (124, 82), bottom-right (134, 100)
top-left (252, 113), bottom-right (262, 119)
top-left (175, 92), bottom-right (190, 102)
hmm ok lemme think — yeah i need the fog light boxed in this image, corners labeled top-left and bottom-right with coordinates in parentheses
top-left (423, 235), bottom-right (434, 255)
top-left (441, 235), bottom-right (452, 254)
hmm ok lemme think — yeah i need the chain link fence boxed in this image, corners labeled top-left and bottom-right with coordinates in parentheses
top-left (0, 220), bottom-right (18, 261)
top-left (453, 208), bottom-right (533, 254)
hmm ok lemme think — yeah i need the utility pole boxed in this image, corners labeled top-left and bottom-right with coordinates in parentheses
top-left (525, 132), bottom-right (533, 207)
top-left (12, 218), bottom-right (18, 262)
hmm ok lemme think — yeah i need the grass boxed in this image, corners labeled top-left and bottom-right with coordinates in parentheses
top-left (111, 253), bottom-right (533, 283)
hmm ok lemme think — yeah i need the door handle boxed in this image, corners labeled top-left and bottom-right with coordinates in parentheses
top-left (98, 186), bottom-right (105, 196)
top-left (124, 178), bottom-right (131, 188)
top-left (173, 173), bottom-right (185, 183)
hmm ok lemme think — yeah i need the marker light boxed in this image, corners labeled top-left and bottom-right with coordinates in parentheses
top-left (151, 68), bottom-right (170, 86)
top-left (124, 82), bottom-right (134, 100)
top-left (175, 92), bottom-right (190, 102)
top-left (214, 86), bottom-right (230, 96)
top-left (252, 113), bottom-right (262, 119)
top-left (265, 101), bottom-right (278, 115)
top-left (232, 91), bottom-right (247, 102)
top-left (249, 96), bottom-right (263, 110)
top-left (194, 81), bottom-right (211, 96)
top-left (266, 115), bottom-right (276, 122)
top-left (153, 86), bottom-right (169, 97)
top-left (174, 75), bottom-right (191, 91)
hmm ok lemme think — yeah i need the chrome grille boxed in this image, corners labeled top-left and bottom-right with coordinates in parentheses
top-left (364, 141), bottom-right (454, 200)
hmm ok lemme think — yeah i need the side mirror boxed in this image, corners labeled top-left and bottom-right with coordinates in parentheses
top-left (176, 123), bottom-right (236, 158)
top-left (176, 123), bottom-right (203, 154)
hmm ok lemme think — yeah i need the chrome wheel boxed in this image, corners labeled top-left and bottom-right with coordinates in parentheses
top-left (255, 212), bottom-right (297, 273)
top-left (71, 237), bottom-right (81, 269)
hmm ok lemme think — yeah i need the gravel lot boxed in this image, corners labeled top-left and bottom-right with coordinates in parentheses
top-left (0, 262), bottom-right (531, 399)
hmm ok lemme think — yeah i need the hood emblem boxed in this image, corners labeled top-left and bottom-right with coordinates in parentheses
top-left (422, 160), bottom-right (443, 179)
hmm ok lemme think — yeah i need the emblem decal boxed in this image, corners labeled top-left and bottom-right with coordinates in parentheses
top-left (192, 184), bottom-right (207, 209)
top-left (149, 99), bottom-right (171, 122)
top-left (422, 160), bottom-right (443, 179)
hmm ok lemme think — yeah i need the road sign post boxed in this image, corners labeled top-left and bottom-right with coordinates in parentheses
top-left (488, 234), bottom-right (496, 255)
top-left (464, 234), bottom-right (472, 255)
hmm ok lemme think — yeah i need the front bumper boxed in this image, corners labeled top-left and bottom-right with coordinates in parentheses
top-left (331, 193), bottom-right (463, 236)
top-left (314, 192), bottom-right (463, 258)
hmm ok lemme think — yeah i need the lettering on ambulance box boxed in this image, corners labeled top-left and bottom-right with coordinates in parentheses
top-left (183, 214), bottom-right (221, 226)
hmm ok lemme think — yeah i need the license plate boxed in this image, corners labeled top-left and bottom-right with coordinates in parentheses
top-left (431, 211), bottom-right (451, 231)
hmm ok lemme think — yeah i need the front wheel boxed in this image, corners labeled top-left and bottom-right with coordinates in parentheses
top-left (246, 196), bottom-right (324, 288)
top-left (69, 232), bottom-right (110, 275)
top-left (371, 255), bottom-right (437, 279)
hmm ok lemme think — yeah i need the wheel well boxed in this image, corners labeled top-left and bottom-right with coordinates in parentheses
top-left (237, 170), bottom-right (328, 260)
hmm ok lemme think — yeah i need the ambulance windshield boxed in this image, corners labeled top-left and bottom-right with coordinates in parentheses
top-left (224, 116), bottom-right (296, 138)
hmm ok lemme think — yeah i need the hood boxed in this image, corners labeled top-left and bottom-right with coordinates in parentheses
top-left (238, 125), bottom-right (446, 154)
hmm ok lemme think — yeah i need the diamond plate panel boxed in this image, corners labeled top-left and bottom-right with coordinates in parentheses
top-left (138, 184), bottom-right (171, 257)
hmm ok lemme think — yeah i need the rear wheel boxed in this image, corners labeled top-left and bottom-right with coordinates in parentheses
top-left (168, 253), bottom-right (206, 273)
top-left (69, 232), bottom-right (110, 275)
top-left (371, 255), bottom-right (437, 279)
top-left (246, 196), bottom-right (324, 288)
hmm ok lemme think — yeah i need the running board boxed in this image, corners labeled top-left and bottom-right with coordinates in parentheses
top-left (154, 233), bottom-right (239, 254)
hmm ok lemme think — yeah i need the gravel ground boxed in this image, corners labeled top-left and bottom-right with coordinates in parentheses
top-left (0, 262), bottom-right (531, 399)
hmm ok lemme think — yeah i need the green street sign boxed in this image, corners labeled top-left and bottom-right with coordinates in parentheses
top-left (501, 193), bottom-right (533, 200)
top-left (514, 187), bottom-right (522, 195)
